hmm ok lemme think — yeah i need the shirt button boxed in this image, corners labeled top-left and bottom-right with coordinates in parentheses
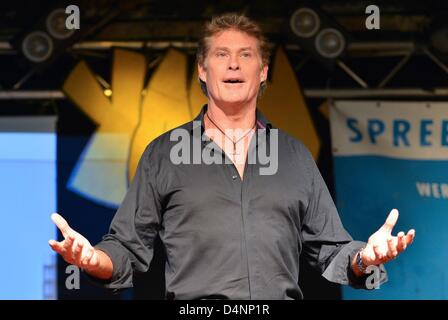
top-left (232, 175), bottom-right (237, 180)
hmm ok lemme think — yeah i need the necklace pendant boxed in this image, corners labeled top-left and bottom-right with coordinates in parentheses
top-left (232, 143), bottom-right (239, 156)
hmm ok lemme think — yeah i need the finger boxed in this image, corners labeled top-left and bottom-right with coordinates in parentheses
top-left (381, 208), bottom-right (399, 233)
top-left (387, 236), bottom-right (398, 259)
top-left (81, 247), bottom-right (94, 267)
top-left (51, 213), bottom-right (72, 238)
top-left (362, 246), bottom-right (376, 263)
top-left (373, 244), bottom-right (383, 260)
top-left (48, 239), bottom-right (64, 254)
top-left (396, 231), bottom-right (406, 252)
top-left (69, 238), bottom-right (80, 261)
top-left (406, 229), bottom-right (416, 245)
top-left (63, 233), bottom-right (75, 251)
top-left (73, 240), bottom-right (84, 263)
top-left (366, 248), bottom-right (376, 262)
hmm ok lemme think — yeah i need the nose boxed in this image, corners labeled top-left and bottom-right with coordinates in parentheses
top-left (228, 55), bottom-right (240, 70)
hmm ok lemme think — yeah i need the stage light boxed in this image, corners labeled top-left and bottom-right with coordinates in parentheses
top-left (21, 31), bottom-right (54, 63)
top-left (289, 5), bottom-right (350, 70)
top-left (315, 28), bottom-right (346, 59)
top-left (103, 88), bottom-right (112, 97)
top-left (290, 8), bottom-right (320, 38)
top-left (46, 8), bottom-right (75, 40)
top-left (11, 6), bottom-right (81, 66)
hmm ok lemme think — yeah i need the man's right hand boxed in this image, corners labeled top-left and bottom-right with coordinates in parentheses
top-left (48, 213), bottom-right (101, 272)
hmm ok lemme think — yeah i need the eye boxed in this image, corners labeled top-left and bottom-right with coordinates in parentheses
top-left (241, 52), bottom-right (252, 58)
top-left (216, 51), bottom-right (228, 57)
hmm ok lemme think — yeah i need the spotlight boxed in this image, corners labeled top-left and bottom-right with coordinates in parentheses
top-left (103, 89), bottom-right (112, 97)
top-left (315, 28), bottom-right (345, 59)
top-left (289, 5), bottom-right (350, 69)
top-left (21, 31), bottom-right (54, 63)
top-left (11, 6), bottom-right (82, 66)
top-left (46, 8), bottom-right (75, 40)
top-left (290, 8), bottom-right (320, 38)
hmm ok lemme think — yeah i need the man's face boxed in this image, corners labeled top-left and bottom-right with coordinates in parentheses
top-left (198, 29), bottom-right (268, 107)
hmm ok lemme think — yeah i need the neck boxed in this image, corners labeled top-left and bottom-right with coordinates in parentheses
top-left (206, 100), bottom-right (256, 130)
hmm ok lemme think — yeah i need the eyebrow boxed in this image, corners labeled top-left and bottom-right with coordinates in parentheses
top-left (213, 47), bottom-right (254, 52)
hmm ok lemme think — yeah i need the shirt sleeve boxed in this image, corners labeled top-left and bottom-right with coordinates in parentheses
top-left (89, 142), bottom-right (163, 291)
top-left (299, 143), bottom-right (387, 289)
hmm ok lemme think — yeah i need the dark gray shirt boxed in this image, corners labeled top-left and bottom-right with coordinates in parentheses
top-left (94, 105), bottom-right (386, 299)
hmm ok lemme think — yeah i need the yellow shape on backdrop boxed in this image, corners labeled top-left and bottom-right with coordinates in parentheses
top-left (129, 49), bottom-right (193, 182)
top-left (258, 48), bottom-right (320, 159)
top-left (63, 50), bottom-right (146, 207)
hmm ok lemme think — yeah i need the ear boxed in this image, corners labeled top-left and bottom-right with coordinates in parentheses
top-left (260, 64), bottom-right (268, 83)
top-left (198, 63), bottom-right (207, 83)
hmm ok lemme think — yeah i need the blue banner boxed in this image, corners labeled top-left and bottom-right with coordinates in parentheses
top-left (330, 101), bottom-right (448, 299)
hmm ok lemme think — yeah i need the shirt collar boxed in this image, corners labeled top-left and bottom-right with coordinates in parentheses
top-left (189, 104), bottom-right (272, 136)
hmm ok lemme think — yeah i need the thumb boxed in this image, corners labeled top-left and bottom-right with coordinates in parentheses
top-left (381, 208), bottom-right (399, 233)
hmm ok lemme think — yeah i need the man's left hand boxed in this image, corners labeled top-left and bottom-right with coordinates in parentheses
top-left (361, 209), bottom-right (415, 267)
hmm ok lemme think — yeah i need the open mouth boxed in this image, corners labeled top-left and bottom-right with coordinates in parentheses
top-left (223, 78), bottom-right (244, 84)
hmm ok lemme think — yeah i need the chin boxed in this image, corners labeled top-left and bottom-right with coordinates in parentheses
top-left (220, 98), bottom-right (247, 106)
top-left (223, 92), bottom-right (251, 102)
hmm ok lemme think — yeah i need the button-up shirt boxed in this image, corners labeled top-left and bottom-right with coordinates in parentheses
top-left (94, 105), bottom-right (386, 299)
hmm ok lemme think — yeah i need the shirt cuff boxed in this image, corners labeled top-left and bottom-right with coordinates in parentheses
top-left (322, 240), bottom-right (388, 290)
top-left (83, 240), bottom-right (134, 293)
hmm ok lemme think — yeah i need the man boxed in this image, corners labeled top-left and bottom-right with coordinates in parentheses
top-left (49, 13), bottom-right (415, 299)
